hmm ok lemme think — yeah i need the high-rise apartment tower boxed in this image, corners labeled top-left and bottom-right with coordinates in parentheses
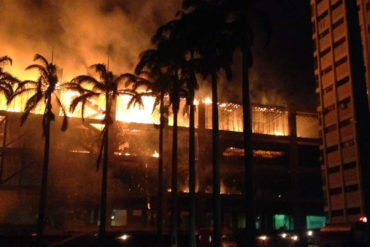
top-left (310, 0), bottom-right (370, 224)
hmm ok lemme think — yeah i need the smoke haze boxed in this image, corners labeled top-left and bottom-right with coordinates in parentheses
top-left (0, 0), bottom-right (315, 110)
top-left (0, 0), bottom-right (180, 81)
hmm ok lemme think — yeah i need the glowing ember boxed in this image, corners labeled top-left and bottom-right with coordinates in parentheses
top-left (152, 150), bottom-right (159, 158)
top-left (203, 97), bottom-right (212, 105)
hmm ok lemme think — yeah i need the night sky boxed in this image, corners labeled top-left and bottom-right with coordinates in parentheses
top-left (219, 0), bottom-right (316, 111)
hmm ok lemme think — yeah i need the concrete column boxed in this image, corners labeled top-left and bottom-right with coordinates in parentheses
top-left (288, 105), bottom-right (304, 231)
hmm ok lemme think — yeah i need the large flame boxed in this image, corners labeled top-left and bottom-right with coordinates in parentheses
top-left (0, 82), bottom-right (317, 138)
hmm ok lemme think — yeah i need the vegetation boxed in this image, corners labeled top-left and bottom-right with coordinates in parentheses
top-left (9, 54), bottom-right (68, 246)
top-left (0, 56), bottom-right (18, 103)
top-left (66, 64), bottom-right (137, 238)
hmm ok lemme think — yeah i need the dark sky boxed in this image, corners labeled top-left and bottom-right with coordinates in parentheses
top-left (219, 0), bottom-right (315, 111)
top-left (251, 0), bottom-right (315, 111)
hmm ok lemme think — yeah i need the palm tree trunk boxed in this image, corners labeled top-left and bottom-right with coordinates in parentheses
top-left (99, 96), bottom-right (110, 239)
top-left (242, 49), bottom-right (256, 247)
top-left (36, 102), bottom-right (51, 247)
top-left (211, 75), bottom-right (221, 247)
top-left (157, 91), bottom-right (164, 240)
top-left (170, 96), bottom-right (179, 247)
top-left (188, 88), bottom-right (196, 247)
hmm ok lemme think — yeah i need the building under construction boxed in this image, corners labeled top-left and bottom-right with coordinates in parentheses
top-left (0, 97), bottom-right (323, 234)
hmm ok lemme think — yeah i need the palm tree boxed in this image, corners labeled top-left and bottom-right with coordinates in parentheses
top-left (122, 55), bottom-right (173, 241)
top-left (153, 6), bottom-right (236, 247)
top-left (161, 1), bottom-right (262, 246)
top-left (133, 44), bottom-right (186, 247)
top-left (66, 64), bottom-right (136, 239)
top-left (152, 22), bottom-right (202, 247)
top-left (0, 56), bottom-right (18, 182)
top-left (10, 54), bottom-right (68, 246)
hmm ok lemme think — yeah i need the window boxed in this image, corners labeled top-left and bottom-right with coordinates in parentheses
top-left (339, 97), bottom-right (350, 110)
top-left (332, 210), bottom-right (344, 216)
top-left (347, 207), bottom-right (361, 215)
top-left (312, 22), bottom-right (316, 33)
top-left (324, 104), bottom-right (335, 115)
top-left (328, 166), bottom-right (340, 174)
top-left (318, 10), bottom-right (328, 22)
top-left (341, 139), bottom-right (355, 148)
top-left (306, 215), bottom-right (326, 229)
top-left (329, 187), bottom-right (342, 195)
top-left (333, 37), bottom-right (346, 48)
top-left (335, 56), bottom-right (347, 67)
top-left (324, 85), bottom-right (333, 93)
top-left (345, 184), bottom-right (358, 192)
top-left (324, 124), bottom-right (336, 133)
top-left (314, 57), bottom-right (318, 69)
top-left (331, 0), bottom-right (343, 10)
top-left (321, 66), bottom-right (332, 76)
top-left (326, 145), bottom-right (338, 153)
top-left (337, 76), bottom-right (349, 87)
top-left (339, 118), bottom-right (353, 128)
top-left (333, 18), bottom-right (344, 29)
top-left (343, 161), bottom-right (356, 169)
top-left (319, 29), bottom-right (330, 39)
top-left (320, 47), bottom-right (331, 57)
top-left (273, 214), bottom-right (294, 231)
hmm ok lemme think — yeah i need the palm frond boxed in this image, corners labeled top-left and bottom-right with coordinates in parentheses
top-left (25, 64), bottom-right (48, 79)
top-left (69, 92), bottom-right (100, 119)
top-left (16, 80), bottom-right (39, 90)
top-left (0, 56), bottom-right (12, 66)
top-left (9, 87), bottom-right (37, 104)
top-left (89, 64), bottom-right (107, 79)
top-left (34, 54), bottom-right (49, 68)
top-left (127, 94), bottom-right (144, 110)
top-left (71, 75), bottom-right (100, 86)
top-left (20, 91), bottom-right (44, 126)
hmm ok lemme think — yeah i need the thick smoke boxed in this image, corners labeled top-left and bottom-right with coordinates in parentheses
top-left (0, 0), bottom-right (180, 81)
top-left (0, 0), bottom-right (315, 110)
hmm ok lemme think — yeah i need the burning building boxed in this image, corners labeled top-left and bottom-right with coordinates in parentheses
top-left (0, 91), bottom-right (324, 234)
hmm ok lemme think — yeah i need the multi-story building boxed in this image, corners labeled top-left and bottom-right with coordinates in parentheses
top-left (0, 97), bottom-right (323, 234)
top-left (310, 0), bottom-right (370, 224)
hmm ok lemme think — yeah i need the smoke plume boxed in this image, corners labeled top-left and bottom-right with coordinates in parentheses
top-left (0, 0), bottom-right (180, 81)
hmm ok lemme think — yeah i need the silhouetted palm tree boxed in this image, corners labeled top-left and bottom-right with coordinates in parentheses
top-left (133, 45), bottom-right (186, 247)
top-left (10, 54), bottom-right (68, 246)
top-left (0, 56), bottom-right (18, 102)
top-left (122, 56), bottom-right (173, 241)
top-left (153, 5), bottom-right (236, 247)
top-left (67, 64), bottom-right (136, 239)
top-left (0, 56), bottom-right (18, 182)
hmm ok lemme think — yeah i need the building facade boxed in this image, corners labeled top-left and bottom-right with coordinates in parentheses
top-left (310, 0), bottom-right (370, 224)
top-left (0, 101), bottom-right (323, 234)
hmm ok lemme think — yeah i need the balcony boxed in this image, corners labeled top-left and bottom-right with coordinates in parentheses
top-left (346, 191), bottom-right (361, 208)
top-left (337, 81), bottom-right (351, 100)
top-left (327, 150), bottom-right (340, 166)
top-left (317, 0), bottom-right (329, 17)
top-left (330, 194), bottom-right (344, 210)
